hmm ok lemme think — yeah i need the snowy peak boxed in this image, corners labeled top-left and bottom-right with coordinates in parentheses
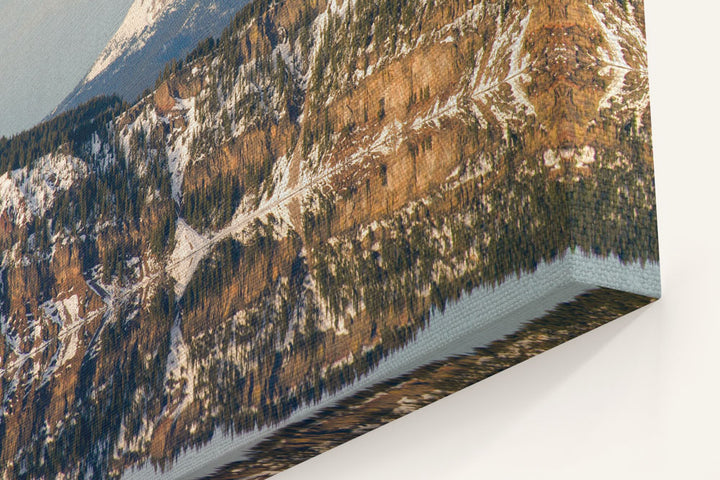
top-left (51, 0), bottom-right (244, 117)
top-left (85, 0), bottom-right (180, 83)
top-left (0, 153), bottom-right (87, 226)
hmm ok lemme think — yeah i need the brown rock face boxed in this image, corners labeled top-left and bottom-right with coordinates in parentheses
top-left (155, 81), bottom-right (177, 113)
top-left (155, 75), bottom-right (204, 114)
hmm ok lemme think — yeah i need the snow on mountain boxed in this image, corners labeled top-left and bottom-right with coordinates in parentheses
top-left (0, 153), bottom-right (87, 226)
top-left (51, 0), bottom-right (247, 116)
top-left (85, 0), bottom-right (181, 84)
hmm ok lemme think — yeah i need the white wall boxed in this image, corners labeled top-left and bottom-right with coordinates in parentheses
top-left (276, 2), bottom-right (720, 479)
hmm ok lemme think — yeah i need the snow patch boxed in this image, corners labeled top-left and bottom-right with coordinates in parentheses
top-left (589, 4), bottom-right (648, 114)
top-left (167, 97), bottom-right (199, 203)
top-left (0, 153), bottom-right (87, 226)
top-left (543, 146), bottom-right (596, 169)
top-left (168, 219), bottom-right (210, 297)
top-left (471, 10), bottom-right (535, 125)
top-left (85, 0), bottom-right (180, 83)
top-left (165, 320), bottom-right (196, 418)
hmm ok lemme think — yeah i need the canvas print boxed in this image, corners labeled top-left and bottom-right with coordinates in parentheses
top-left (0, 0), bottom-right (659, 478)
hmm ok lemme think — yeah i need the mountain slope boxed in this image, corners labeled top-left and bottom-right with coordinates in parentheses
top-left (50, 0), bottom-right (248, 116)
top-left (84, 0), bottom-right (181, 85)
top-left (0, 0), bottom-right (657, 479)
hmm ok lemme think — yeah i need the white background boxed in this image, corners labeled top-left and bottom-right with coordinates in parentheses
top-left (277, 2), bottom-right (720, 479)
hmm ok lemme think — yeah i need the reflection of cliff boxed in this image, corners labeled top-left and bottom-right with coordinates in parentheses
top-left (204, 288), bottom-right (655, 480)
top-left (0, 1), bottom-right (657, 478)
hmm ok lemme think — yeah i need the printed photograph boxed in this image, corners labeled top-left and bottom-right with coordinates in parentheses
top-left (0, 0), bottom-right (659, 478)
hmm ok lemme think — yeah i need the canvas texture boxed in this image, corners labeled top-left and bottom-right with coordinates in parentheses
top-left (0, 0), bottom-right (658, 478)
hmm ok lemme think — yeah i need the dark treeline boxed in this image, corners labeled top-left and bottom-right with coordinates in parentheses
top-left (0, 95), bottom-right (127, 175)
